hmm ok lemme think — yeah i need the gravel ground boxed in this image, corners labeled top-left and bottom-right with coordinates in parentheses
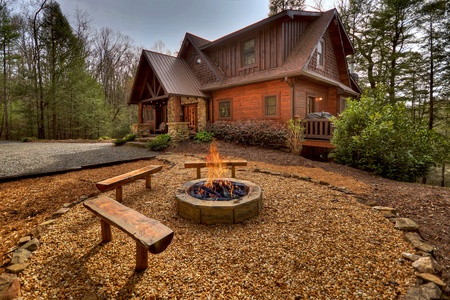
top-left (0, 141), bottom-right (156, 180)
top-left (17, 154), bottom-right (417, 299)
top-left (1, 140), bottom-right (448, 299)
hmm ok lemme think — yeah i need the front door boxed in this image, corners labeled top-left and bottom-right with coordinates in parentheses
top-left (183, 104), bottom-right (197, 132)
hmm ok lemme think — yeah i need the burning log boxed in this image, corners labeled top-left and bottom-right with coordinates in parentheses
top-left (189, 180), bottom-right (248, 201)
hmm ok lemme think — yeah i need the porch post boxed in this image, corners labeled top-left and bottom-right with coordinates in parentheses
top-left (138, 102), bottom-right (143, 124)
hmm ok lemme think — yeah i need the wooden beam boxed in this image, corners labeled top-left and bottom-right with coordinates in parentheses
top-left (141, 95), bottom-right (169, 103)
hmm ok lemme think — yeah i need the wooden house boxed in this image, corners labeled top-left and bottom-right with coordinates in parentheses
top-left (129, 9), bottom-right (361, 147)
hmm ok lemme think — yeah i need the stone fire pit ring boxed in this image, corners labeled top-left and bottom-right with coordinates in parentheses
top-left (175, 178), bottom-right (263, 224)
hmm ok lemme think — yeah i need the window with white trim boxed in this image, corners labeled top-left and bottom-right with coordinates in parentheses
top-left (317, 39), bottom-right (324, 67)
top-left (218, 100), bottom-right (231, 118)
top-left (242, 38), bottom-right (255, 66)
top-left (264, 95), bottom-right (277, 116)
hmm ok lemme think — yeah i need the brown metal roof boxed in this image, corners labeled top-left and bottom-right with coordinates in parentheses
top-left (143, 50), bottom-right (208, 98)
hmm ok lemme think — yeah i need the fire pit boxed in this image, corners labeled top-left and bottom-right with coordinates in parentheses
top-left (175, 142), bottom-right (262, 224)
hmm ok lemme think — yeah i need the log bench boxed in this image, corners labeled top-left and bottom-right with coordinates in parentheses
top-left (84, 195), bottom-right (174, 272)
top-left (184, 160), bottom-right (248, 179)
top-left (96, 165), bottom-right (162, 202)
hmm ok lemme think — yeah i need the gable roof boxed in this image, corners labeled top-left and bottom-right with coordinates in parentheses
top-left (129, 50), bottom-right (208, 104)
top-left (200, 9), bottom-right (358, 95)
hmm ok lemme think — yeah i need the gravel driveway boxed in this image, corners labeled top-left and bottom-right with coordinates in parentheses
top-left (0, 141), bottom-right (156, 180)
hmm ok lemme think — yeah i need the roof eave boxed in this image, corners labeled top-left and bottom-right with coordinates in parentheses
top-left (200, 10), bottom-right (322, 50)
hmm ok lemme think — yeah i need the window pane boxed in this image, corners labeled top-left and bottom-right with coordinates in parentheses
top-left (243, 39), bottom-right (255, 66)
top-left (317, 40), bottom-right (324, 66)
top-left (265, 96), bottom-right (276, 116)
top-left (219, 101), bottom-right (231, 118)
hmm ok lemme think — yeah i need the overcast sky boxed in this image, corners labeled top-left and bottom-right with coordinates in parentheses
top-left (57, 0), bottom-right (336, 53)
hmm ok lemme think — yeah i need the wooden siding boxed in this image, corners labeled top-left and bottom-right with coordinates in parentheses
top-left (293, 78), bottom-right (338, 118)
top-left (211, 80), bottom-right (292, 122)
top-left (307, 30), bottom-right (340, 81)
top-left (282, 20), bottom-right (309, 61)
top-left (185, 44), bottom-right (217, 84)
top-left (208, 19), bottom-right (309, 79)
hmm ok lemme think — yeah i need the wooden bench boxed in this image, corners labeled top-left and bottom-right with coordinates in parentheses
top-left (184, 160), bottom-right (248, 179)
top-left (96, 165), bottom-right (162, 202)
top-left (84, 195), bottom-right (174, 272)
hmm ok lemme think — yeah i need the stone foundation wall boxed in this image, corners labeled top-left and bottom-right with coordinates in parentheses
top-left (167, 122), bottom-right (190, 142)
top-left (131, 124), bottom-right (151, 137)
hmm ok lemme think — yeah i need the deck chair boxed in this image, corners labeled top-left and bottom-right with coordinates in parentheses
top-left (154, 122), bottom-right (166, 134)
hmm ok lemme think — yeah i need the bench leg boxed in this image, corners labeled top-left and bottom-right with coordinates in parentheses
top-left (100, 220), bottom-right (112, 243)
top-left (231, 166), bottom-right (236, 178)
top-left (135, 241), bottom-right (148, 272)
top-left (145, 176), bottom-right (152, 189)
top-left (196, 168), bottom-right (201, 179)
top-left (115, 186), bottom-right (123, 202)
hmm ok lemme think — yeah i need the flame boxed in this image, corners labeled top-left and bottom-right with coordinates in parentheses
top-left (205, 141), bottom-right (227, 188)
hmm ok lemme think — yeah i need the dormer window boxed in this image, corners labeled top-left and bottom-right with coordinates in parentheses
top-left (242, 38), bottom-right (255, 66)
top-left (317, 38), bottom-right (325, 67)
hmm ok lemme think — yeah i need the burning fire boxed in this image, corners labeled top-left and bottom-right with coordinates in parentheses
top-left (205, 141), bottom-right (228, 188)
top-left (189, 141), bottom-right (248, 201)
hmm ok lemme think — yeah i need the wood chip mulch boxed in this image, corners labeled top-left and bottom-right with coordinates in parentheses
top-left (1, 140), bottom-right (449, 299)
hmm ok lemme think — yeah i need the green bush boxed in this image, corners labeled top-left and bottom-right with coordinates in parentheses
top-left (286, 118), bottom-right (305, 155)
top-left (113, 138), bottom-right (126, 146)
top-left (21, 137), bottom-right (35, 142)
top-left (206, 120), bottom-right (286, 148)
top-left (194, 131), bottom-right (214, 143)
top-left (147, 134), bottom-right (171, 151)
top-left (123, 133), bottom-right (136, 142)
top-left (113, 133), bottom-right (136, 146)
top-left (331, 89), bottom-right (437, 182)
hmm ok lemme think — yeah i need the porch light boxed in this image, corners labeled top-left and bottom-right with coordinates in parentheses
top-left (315, 97), bottom-right (323, 101)
top-left (196, 58), bottom-right (202, 64)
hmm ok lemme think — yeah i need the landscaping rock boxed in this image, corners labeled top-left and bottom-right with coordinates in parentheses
top-left (18, 236), bottom-right (31, 246)
top-left (6, 263), bottom-right (29, 274)
top-left (402, 252), bottom-right (422, 262)
top-left (393, 218), bottom-right (419, 232)
top-left (20, 238), bottom-right (39, 252)
top-left (10, 249), bottom-right (31, 264)
top-left (52, 207), bottom-right (70, 218)
top-left (413, 257), bottom-right (441, 274)
top-left (405, 232), bottom-right (435, 253)
top-left (417, 273), bottom-right (447, 288)
top-left (404, 282), bottom-right (442, 300)
top-left (0, 273), bottom-right (17, 291)
top-left (0, 278), bottom-right (21, 300)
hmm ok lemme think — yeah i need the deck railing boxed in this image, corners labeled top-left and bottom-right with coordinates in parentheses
top-left (303, 119), bottom-right (333, 140)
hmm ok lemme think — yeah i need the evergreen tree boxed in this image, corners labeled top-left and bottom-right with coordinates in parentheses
top-left (268, 0), bottom-right (306, 16)
top-left (0, 0), bottom-right (20, 140)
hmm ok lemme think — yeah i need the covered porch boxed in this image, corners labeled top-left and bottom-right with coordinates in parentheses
top-left (128, 50), bottom-right (209, 140)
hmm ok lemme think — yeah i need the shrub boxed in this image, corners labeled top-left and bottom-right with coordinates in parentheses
top-left (286, 118), bottom-right (304, 155)
top-left (123, 133), bottom-right (136, 142)
top-left (98, 136), bottom-right (111, 141)
top-left (194, 131), bottom-right (214, 143)
top-left (147, 134), bottom-right (171, 151)
top-left (331, 89), bottom-right (437, 182)
top-left (113, 138), bottom-right (126, 146)
top-left (21, 137), bottom-right (35, 142)
top-left (206, 120), bottom-right (286, 148)
top-left (113, 133), bottom-right (136, 146)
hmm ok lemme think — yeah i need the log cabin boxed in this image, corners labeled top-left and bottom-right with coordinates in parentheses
top-left (128, 9), bottom-right (361, 150)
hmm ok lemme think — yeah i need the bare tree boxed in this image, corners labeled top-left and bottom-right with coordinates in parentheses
top-left (151, 39), bottom-right (172, 56)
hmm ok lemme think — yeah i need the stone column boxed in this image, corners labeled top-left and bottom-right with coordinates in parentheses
top-left (167, 122), bottom-right (190, 142)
